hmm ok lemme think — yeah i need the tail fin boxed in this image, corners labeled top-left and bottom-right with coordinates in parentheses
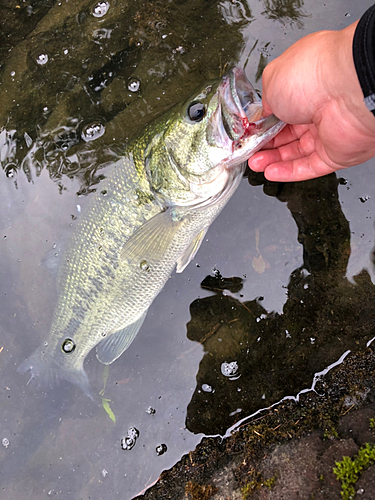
top-left (18, 347), bottom-right (94, 400)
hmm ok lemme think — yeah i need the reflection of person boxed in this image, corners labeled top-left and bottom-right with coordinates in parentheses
top-left (185, 174), bottom-right (375, 436)
top-left (248, 5), bottom-right (375, 182)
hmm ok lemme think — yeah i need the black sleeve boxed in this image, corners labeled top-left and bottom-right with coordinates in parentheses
top-left (353, 4), bottom-right (375, 116)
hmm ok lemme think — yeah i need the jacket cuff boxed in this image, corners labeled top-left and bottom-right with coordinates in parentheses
top-left (353, 4), bottom-right (375, 116)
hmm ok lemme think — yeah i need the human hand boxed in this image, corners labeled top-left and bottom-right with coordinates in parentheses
top-left (248, 22), bottom-right (375, 182)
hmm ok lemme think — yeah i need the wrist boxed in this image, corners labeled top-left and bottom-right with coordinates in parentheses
top-left (319, 23), bottom-right (375, 136)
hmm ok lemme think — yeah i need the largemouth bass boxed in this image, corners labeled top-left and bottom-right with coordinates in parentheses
top-left (19, 67), bottom-right (284, 398)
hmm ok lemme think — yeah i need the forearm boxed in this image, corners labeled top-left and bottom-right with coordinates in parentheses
top-left (317, 21), bottom-right (375, 162)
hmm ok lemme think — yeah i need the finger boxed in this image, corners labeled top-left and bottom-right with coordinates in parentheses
top-left (248, 149), bottom-right (282, 172)
top-left (261, 124), bottom-right (311, 150)
top-left (261, 94), bottom-right (273, 117)
top-left (249, 131), bottom-right (314, 172)
top-left (263, 152), bottom-right (343, 182)
top-left (248, 139), bottom-right (305, 172)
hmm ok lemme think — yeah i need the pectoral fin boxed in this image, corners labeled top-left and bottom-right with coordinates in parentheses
top-left (120, 208), bottom-right (183, 265)
top-left (176, 227), bottom-right (208, 273)
top-left (96, 311), bottom-right (147, 365)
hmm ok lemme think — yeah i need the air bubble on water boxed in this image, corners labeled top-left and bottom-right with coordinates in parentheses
top-left (81, 122), bottom-right (105, 142)
top-left (285, 330), bottom-right (291, 338)
top-left (92, 1), bottom-right (110, 17)
top-left (61, 338), bottom-right (76, 353)
top-left (3, 235), bottom-right (7, 240)
top-left (5, 164), bottom-right (17, 178)
top-left (127, 78), bottom-right (141, 93)
top-left (121, 436), bottom-right (135, 450)
top-left (128, 427), bottom-right (139, 439)
top-left (140, 260), bottom-right (150, 272)
top-left (303, 284), bottom-right (309, 289)
top-left (359, 196), bottom-right (370, 203)
top-left (101, 189), bottom-right (107, 196)
top-left (202, 383), bottom-right (214, 393)
top-left (146, 406), bottom-right (156, 415)
top-left (10, 71), bottom-right (15, 77)
top-left (121, 427), bottom-right (139, 450)
top-left (77, 205), bottom-right (82, 212)
top-left (44, 342), bottom-right (48, 347)
top-left (101, 469), bottom-right (108, 478)
top-left (310, 338), bottom-right (315, 345)
top-left (63, 49), bottom-right (69, 55)
top-left (156, 444), bottom-right (167, 456)
top-left (52, 243), bottom-right (57, 249)
top-left (2, 438), bottom-right (9, 448)
top-left (36, 53), bottom-right (48, 66)
top-left (345, 12), bottom-right (350, 17)
top-left (221, 361), bottom-right (240, 380)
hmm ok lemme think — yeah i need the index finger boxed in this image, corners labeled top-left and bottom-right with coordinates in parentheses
top-left (261, 124), bottom-right (311, 150)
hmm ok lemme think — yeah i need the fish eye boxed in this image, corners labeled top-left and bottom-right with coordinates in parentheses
top-left (187, 101), bottom-right (206, 122)
top-left (62, 338), bottom-right (76, 354)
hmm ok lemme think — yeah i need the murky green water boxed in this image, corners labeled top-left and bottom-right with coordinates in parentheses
top-left (0, 0), bottom-right (374, 498)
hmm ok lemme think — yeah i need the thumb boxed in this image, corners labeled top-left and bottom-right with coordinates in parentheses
top-left (261, 92), bottom-right (273, 117)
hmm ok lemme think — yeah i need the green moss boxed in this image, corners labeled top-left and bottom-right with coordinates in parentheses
top-left (263, 475), bottom-right (277, 489)
top-left (323, 426), bottom-right (338, 440)
top-left (333, 442), bottom-right (375, 500)
top-left (369, 417), bottom-right (375, 430)
top-left (241, 471), bottom-right (276, 498)
top-left (241, 475), bottom-right (262, 498)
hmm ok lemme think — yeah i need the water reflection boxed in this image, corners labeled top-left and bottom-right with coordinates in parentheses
top-left (261, 0), bottom-right (308, 27)
top-left (186, 173), bottom-right (375, 435)
top-left (0, 0), bottom-right (246, 194)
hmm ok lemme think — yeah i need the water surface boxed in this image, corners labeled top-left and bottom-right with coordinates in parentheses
top-left (1, 0), bottom-right (374, 498)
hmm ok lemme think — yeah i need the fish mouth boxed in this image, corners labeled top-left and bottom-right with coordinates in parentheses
top-left (212, 67), bottom-right (284, 153)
